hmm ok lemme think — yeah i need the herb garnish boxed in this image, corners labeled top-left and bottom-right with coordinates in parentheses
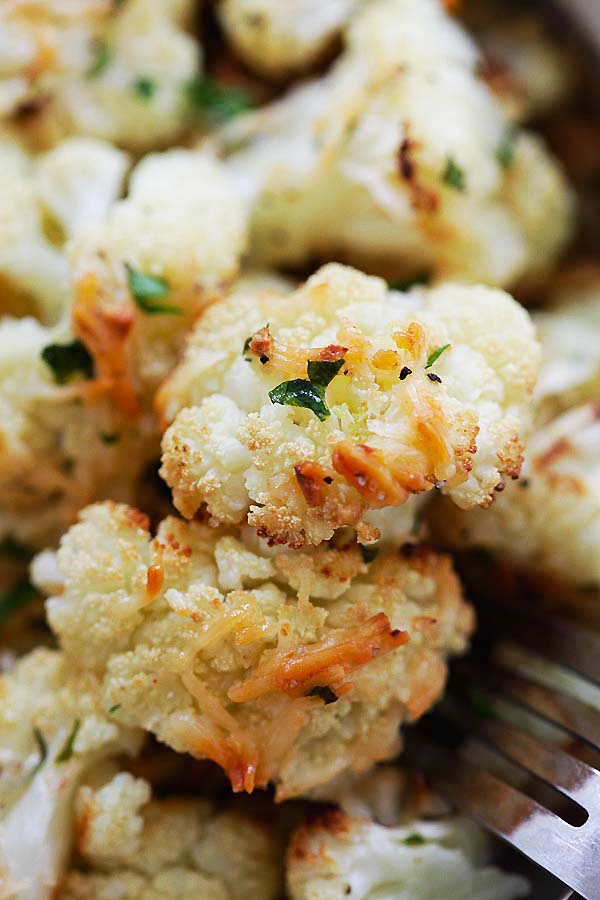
top-left (100, 432), bottom-right (119, 445)
top-left (42, 340), bottom-right (95, 385)
top-left (125, 264), bottom-right (180, 315)
top-left (269, 359), bottom-right (344, 421)
top-left (442, 157), bottom-right (466, 192)
top-left (496, 128), bottom-right (517, 170)
top-left (184, 77), bottom-right (253, 124)
top-left (133, 77), bottom-right (156, 100)
top-left (308, 686), bottom-right (338, 705)
top-left (390, 271), bottom-right (432, 291)
top-left (403, 833), bottom-right (426, 846)
top-left (425, 344), bottom-right (450, 369)
top-left (0, 580), bottom-right (37, 627)
top-left (108, 704), bottom-right (121, 714)
top-left (87, 41), bottom-right (111, 78)
top-left (55, 719), bottom-right (81, 763)
top-left (31, 727), bottom-right (48, 776)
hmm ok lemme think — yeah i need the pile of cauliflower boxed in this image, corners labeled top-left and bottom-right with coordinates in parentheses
top-left (1, 0), bottom-right (593, 896)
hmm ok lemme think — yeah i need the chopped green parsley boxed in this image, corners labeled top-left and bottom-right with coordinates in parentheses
top-left (403, 833), bottom-right (426, 846)
top-left (184, 77), bottom-right (253, 124)
top-left (32, 727), bottom-right (48, 776)
top-left (133, 77), bottom-right (156, 100)
top-left (125, 264), bottom-right (180, 315)
top-left (425, 344), bottom-right (451, 369)
top-left (42, 340), bottom-right (95, 385)
top-left (55, 719), bottom-right (81, 764)
top-left (269, 358), bottom-right (344, 421)
top-left (442, 157), bottom-right (466, 192)
top-left (496, 128), bottom-right (517, 170)
top-left (87, 41), bottom-right (111, 78)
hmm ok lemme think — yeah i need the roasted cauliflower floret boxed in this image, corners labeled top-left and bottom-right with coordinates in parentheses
top-left (69, 148), bottom-right (248, 414)
top-left (217, 0), bottom-right (359, 78)
top-left (0, 316), bottom-right (156, 547)
top-left (0, 134), bottom-right (128, 323)
top-left (35, 500), bottom-right (473, 800)
top-left (220, 0), bottom-right (573, 286)
top-left (534, 267), bottom-right (600, 420)
top-left (438, 403), bottom-right (600, 593)
top-left (287, 805), bottom-right (528, 900)
top-left (59, 773), bottom-right (280, 900)
top-left (1, 0), bottom-right (202, 152)
top-left (0, 648), bottom-right (142, 900)
top-left (159, 264), bottom-right (539, 548)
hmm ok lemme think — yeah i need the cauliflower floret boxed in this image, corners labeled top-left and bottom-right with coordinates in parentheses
top-left (69, 148), bottom-right (248, 411)
top-left (217, 0), bottom-right (359, 78)
top-left (60, 773), bottom-right (280, 900)
top-left (0, 648), bottom-right (143, 900)
top-left (1, 0), bottom-right (202, 152)
top-left (437, 403), bottom-right (600, 593)
top-left (35, 500), bottom-right (474, 799)
top-left (0, 316), bottom-right (156, 547)
top-left (158, 263), bottom-right (539, 548)
top-left (0, 134), bottom-right (128, 323)
top-left (220, 0), bottom-right (573, 287)
top-left (534, 267), bottom-right (600, 420)
top-left (286, 805), bottom-right (529, 900)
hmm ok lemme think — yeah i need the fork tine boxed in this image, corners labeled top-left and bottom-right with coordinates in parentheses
top-left (428, 755), bottom-right (600, 900)
top-left (505, 613), bottom-right (600, 685)
top-left (491, 666), bottom-right (600, 751)
top-left (471, 714), bottom-right (600, 808)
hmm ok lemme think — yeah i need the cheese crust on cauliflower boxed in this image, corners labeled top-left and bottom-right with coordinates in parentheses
top-left (70, 148), bottom-right (248, 415)
top-left (0, 648), bottom-right (143, 900)
top-left (0, 0), bottom-right (202, 152)
top-left (159, 263), bottom-right (539, 548)
top-left (35, 501), bottom-right (473, 800)
top-left (60, 773), bottom-right (280, 900)
top-left (219, 0), bottom-right (573, 286)
top-left (286, 805), bottom-right (528, 900)
top-left (0, 315), bottom-right (159, 547)
top-left (0, 134), bottom-right (128, 323)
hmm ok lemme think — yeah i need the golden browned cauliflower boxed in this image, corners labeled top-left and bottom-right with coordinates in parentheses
top-left (159, 263), bottom-right (539, 548)
top-left (59, 773), bottom-right (281, 900)
top-left (69, 148), bottom-right (248, 415)
top-left (0, 133), bottom-right (128, 323)
top-left (286, 804), bottom-right (528, 900)
top-left (0, 0), bottom-right (202, 152)
top-left (34, 501), bottom-right (473, 800)
top-left (0, 316), bottom-right (157, 548)
top-left (219, 0), bottom-right (573, 286)
top-left (0, 648), bottom-right (143, 900)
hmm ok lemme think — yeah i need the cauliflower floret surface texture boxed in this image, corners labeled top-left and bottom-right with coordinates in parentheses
top-left (36, 500), bottom-right (474, 800)
top-left (159, 263), bottom-right (539, 548)
top-left (0, 0), bottom-right (202, 152)
top-left (219, 0), bottom-right (573, 286)
top-left (286, 805), bottom-right (529, 900)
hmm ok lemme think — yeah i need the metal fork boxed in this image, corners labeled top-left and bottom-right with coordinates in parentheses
top-left (417, 613), bottom-right (600, 900)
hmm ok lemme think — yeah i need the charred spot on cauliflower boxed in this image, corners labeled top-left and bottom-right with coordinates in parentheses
top-left (159, 263), bottom-right (539, 548)
top-left (34, 501), bottom-right (474, 800)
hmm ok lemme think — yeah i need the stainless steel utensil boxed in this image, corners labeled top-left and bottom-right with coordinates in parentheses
top-left (420, 613), bottom-right (600, 900)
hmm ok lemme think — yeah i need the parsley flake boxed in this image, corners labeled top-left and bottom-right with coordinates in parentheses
top-left (425, 344), bottom-right (451, 369)
top-left (87, 40), bottom-right (111, 78)
top-left (125, 264), bottom-right (180, 315)
top-left (184, 77), bottom-right (253, 124)
top-left (108, 704), bottom-right (121, 714)
top-left (403, 833), bottom-right (426, 846)
top-left (0, 580), bottom-right (37, 627)
top-left (442, 157), bottom-right (466, 192)
top-left (390, 271), bottom-right (432, 291)
top-left (133, 77), bottom-right (156, 100)
top-left (100, 432), bottom-right (119, 445)
top-left (42, 340), bottom-right (95, 385)
top-left (32, 727), bottom-right (48, 776)
top-left (496, 128), bottom-right (517, 170)
top-left (55, 719), bottom-right (81, 763)
top-left (269, 358), bottom-right (345, 421)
